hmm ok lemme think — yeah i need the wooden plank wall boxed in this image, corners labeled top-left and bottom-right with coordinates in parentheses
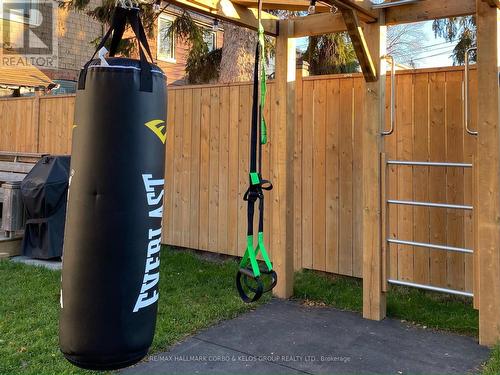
top-left (0, 67), bottom-right (477, 292)
top-left (163, 82), bottom-right (277, 260)
top-left (0, 95), bottom-right (75, 154)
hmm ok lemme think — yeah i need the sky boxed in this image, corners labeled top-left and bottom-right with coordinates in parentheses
top-left (412, 21), bottom-right (456, 68)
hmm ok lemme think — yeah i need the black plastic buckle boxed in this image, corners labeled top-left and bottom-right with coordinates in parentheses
top-left (243, 186), bottom-right (263, 203)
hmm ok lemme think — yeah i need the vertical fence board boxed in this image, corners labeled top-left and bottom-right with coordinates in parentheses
top-left (172, 91), bottom-right (184, 246)
top-left (218, 86), bottom-right (230, 253)
top-left (199, 88), bottom-right (211, 250)
top-left (396, 74), bottom-right (414, 281)
top-left (312, 80), bottom-right (327, 271)
top-left (208, 88), bottom-right (220, 252)
top-left (265, 83), bottom-right (275, 260)
top-left (181, 89), bottom-right (193, 247)
top-left (189, 88), bottom-right (201, 250)
top-left (446, 72), bottom-right (465, 291)
top-left (164, 90), bottom-right (176, 244)
top-left (413, 73), bottom-right (430, 285)
top-left (301, 80), bottom-right (314, 269)
top-left (353, 77), bottom-right (364, 278)
top-left (227, 85), bottom-right (240, 256)
top-left (237, 85), bottom-right (251, 257)
top-left (429, 72), bottom-right (448, 287)
top-left (325, 79), bottom-right (340, 274)
top-left (464, 69), bottom-right (477, 293)
top-left (294, 75), bottom-right (304, 271)
top-left (338, 78), bottom-right (354, 276)
top-left (385, 74), bottom-right (399, 280)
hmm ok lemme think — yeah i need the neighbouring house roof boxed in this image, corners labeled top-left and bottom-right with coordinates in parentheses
top-left (0, 62), bottom-right (53, 88)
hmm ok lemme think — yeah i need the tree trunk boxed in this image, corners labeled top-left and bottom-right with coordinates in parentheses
top-left (219, 23), bottom-right (257, 83)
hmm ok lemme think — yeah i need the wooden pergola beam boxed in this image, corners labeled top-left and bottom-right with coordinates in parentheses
top-left (323, 0), bottom-right (377, 22)
top-left (341, 8), bottom-right (377, 82)
top-left (385, 0), bottom-right (476, 24)
top-left (233, 0), bottom-right (330, 12)
top-left (169, 0), bottom-right (278, 35)
top-left (290, 12), bottom-right (346, 38)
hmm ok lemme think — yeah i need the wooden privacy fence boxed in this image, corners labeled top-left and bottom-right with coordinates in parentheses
top-left (0, 66), bottom-right (477, 293)
top-left (0, 95), bottom-right (75, 154)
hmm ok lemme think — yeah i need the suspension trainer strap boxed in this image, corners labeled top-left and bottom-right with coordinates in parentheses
top-left (236, 0), bottom-right (277, 303)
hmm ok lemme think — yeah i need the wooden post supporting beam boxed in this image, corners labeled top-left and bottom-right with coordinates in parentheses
top-left (476, 0), bottom-right (500, 347)
top-left (273, 20), bottom-right (295, 299)
top-left (341, 8), bottom-right (377, 82)
top-left (362, 11), bottom-right (387, 321)
top-left (169, 0), bottom-right (278, 35)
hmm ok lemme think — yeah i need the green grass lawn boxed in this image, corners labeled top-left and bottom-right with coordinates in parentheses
top-left (0, 248), bottom-right (495, 374)
top-left (294, 269), bottom-right (478, 336)
top-left (0, 247), bottom-right (267, 375)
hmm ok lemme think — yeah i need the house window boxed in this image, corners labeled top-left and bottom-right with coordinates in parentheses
top-left (157, 14), bottom-right (175, 62)
top-left (203, 29), bottom-right (217, 52)
top-left (2, 0), bottom-right (40, 25)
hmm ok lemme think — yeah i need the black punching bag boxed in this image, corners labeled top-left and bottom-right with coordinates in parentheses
top-left (59, 7), bottom-right (167, 370)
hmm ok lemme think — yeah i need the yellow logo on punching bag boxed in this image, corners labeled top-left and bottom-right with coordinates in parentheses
top-left (145, 119), bottom-right (166, 144)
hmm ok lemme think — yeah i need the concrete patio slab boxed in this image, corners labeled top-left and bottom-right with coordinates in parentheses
top-left (122, 299), bottom-right (489, 375)
top-left (11, 255), bottom-right (62, 270)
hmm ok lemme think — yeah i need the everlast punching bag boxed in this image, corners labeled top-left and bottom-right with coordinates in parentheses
top-left (59, 7), bottom-right (167, 370)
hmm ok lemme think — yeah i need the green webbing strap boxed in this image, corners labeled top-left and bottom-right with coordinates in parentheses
top-left (240, 233), bottom-right (273, 278)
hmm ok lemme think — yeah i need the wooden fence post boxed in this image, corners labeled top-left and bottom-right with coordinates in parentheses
top-left (476, 0), bottom-right (500, 346)
top-left (273, 20), bottom-right (295, 298)
top-left (362, 12), bottom-right (387, 320)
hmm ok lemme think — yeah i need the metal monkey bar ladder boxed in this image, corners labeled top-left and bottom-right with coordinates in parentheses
top-left (380, 52), bottom-right (476, 298)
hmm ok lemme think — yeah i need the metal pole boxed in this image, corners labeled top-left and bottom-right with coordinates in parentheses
top-left (465, 47), bottom-right (478, 136)
top-left (372, 0), bottom-right (421, 9)
top-left (387, 238), bottom-right (473, 254)
top-left (382, 55), bottom-right (395, 136)
top-left (387, 160), bottom-right (472, 168)
top-left (387, 199), bottom-right (473, 210)
top-left (388, 279), bottom-right (474, 298)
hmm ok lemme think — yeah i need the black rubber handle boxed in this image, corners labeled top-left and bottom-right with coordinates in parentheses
top-left (236, 270), bottom-right (263, 303)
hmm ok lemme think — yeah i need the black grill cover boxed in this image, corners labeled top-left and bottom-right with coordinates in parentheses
top-left (21, 155), bottom-right (71, 259)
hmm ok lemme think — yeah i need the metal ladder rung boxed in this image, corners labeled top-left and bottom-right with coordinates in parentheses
top-left (387, 160), bottom-right (472, 168)
top-left (387, 279), bottom-right (474, 298)
top-left (387, 200), bottom-right (473, 210)
top-left (387, 239), bottom-right (473, 254)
